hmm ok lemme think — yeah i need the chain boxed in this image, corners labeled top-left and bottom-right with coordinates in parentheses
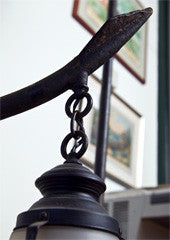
top-left (61, 91), bottom-right (93, 160)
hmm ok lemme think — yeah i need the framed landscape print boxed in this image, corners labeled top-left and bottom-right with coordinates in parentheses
top-left (73, 0), bottom-right (147, 84)
top-left (83, 75), bottom-right (145, 187)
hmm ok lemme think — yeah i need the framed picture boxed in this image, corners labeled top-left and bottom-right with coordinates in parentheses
top-left (73, 0), bottom-right (147, 84)
top-left (83, 75), bottom-right (145, 187)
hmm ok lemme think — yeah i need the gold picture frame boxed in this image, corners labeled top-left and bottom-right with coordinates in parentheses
top-left (73, 0), bottom-right (148, 84)
top-left (83, 75), bottom-right (145, 187)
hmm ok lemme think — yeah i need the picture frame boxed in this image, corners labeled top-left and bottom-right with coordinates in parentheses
top-left (83, 75), bottom-right (145, 187)
top-left (73, 0), bottom-right (147, 84)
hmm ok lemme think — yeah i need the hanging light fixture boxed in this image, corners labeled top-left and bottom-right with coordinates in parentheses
top-left (10, 79), bottom-right (122, 240)
top-left (10, 160), bottom-right (121, 240)
top-left (1, 7), bottom-right (152, 240)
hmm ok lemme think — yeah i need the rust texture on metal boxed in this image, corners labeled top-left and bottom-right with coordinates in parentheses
top-left (0, 8), bottom-right (153, 120)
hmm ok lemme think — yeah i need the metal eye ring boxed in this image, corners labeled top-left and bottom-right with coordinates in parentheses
top-left (61, 131), bottom-right (88, 159)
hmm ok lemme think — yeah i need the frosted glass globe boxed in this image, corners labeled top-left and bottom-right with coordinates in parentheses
top-left (10, 226), bottom-right (119, 240)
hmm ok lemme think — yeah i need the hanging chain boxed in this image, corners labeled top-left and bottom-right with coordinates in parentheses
top-left (61, 90), bottom-right (93, 160)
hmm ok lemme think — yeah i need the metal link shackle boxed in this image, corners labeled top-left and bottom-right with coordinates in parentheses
top-left (61, 91), bottom-right (93, 160)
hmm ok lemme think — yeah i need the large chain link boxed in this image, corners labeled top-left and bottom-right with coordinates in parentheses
top-left (61, 91), bottom-right (93, 160)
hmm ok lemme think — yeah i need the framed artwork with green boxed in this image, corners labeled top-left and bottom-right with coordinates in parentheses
top-left (73, 0), bottom-right (148, 84)
top-left (83, 75), bottom-right (145, 187)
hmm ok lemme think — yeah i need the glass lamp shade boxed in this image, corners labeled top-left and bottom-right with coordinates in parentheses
top-left (9, 158), bottom-right (122, 240)
top-left (10, 226), bottom-right (119, 239)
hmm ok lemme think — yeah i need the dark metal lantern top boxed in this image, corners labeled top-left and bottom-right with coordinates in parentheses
top-left (15, 158), bottom-right (122, 239)
top-left (35, 160), bottom-right (106, 200)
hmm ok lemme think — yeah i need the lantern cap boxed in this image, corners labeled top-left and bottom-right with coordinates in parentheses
top-left (14, 158), bottom-right (122, 239)
top-left (35, 158), bottom-right (106, 200)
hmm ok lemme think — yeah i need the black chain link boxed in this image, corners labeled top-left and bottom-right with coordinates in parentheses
top-left (61, 91), bottom-right (92, 160)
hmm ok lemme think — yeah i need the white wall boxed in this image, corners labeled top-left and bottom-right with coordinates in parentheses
top-left (0, 0), bottom-right (158, 239)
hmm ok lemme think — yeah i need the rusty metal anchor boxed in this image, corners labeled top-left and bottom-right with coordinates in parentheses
top-left (0, 8), bottom-right (153, 120)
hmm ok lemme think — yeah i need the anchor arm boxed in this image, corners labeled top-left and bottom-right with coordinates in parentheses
top-left (0, 8), bottom-right (152, 120)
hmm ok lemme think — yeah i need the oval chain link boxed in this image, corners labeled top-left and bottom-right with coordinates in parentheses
top-left (61, 91), bottom-right (92, 160)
